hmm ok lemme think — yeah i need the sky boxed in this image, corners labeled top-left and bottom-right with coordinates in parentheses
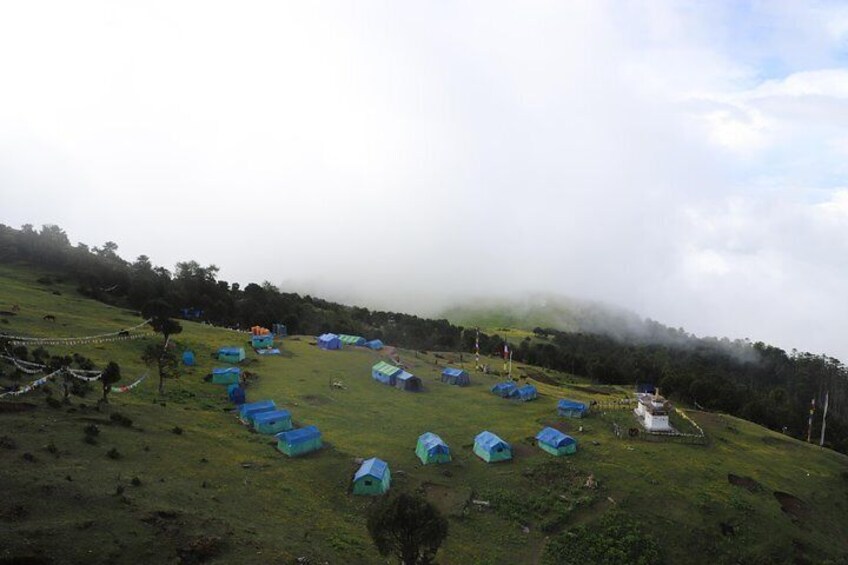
top-left (2, 1), bottom-right (848, 359)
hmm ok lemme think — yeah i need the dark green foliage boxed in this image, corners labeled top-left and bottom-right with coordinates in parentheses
top-left (84, 424), bottom-right (100, 437)
top-left (367, 493), bottom-right (448, 565)
top-left (106, 447), bottom-right (121, 460)
top-left (172, 426), bottom-right (183, 435)
top-left (131, 477), bottom-right (142, 487)
top-left (101, 361), bottom-right (121, 402)
top-left (543, 511), bottom-right (663, 565)
top-left (83, 435), bottom-right (98, 445)
top-left (109, 412), bottom-right (133, 427)
top-left (45, 396), bottom-right (62, 409)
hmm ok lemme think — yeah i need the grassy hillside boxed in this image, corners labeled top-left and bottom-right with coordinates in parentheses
top-left (1, 264), bottom-right (847, 564)
top-left (440, 294), bottom-right (649, 338)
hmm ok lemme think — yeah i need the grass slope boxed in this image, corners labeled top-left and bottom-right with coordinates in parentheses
top-left (1, 263), bottom-right (847, 564)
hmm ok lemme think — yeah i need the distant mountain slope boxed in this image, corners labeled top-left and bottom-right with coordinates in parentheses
top-left (442, 294), bottom-right (663, 341)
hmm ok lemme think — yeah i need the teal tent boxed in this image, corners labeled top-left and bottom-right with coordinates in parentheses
top-left (352, 457), bottom-right (391, 495)
top-left (473, 431), bottom-right (512, 463)
top-left (212, 367), bottom-right (240, 385)
top-left (535, 427), bottom-right (577, 456)
top-left (218, 347), bottom-right (245, 363)
top-left (253, 409), bottom-right (293, 435)
top-left (276, 425), bottom-right (322, 457)
top-left (415, 432), bottom-right (451, 464)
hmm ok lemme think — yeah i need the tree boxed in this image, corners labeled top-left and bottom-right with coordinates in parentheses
top-left (367, 493), bottom-right (448, 565)
top-left (141, 299), bottom-right (182, 394)
top-left (142, 343), bottom-right (179, 395)
top-left (101, 361), bottom-right (121, 402)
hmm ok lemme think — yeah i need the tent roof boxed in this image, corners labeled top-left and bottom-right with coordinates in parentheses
top-left (354, 457), bottom-right (388, 481)
top-left (516, 385), bottom-right (537, 396)
top-left (317, 333), bottom-right (340, 341)
top-left (218, 347), bottom-right (244, 355)
top-left (396, 370), bottom-right (418, 382)
top-left (442, 367), bottom-right (467, 377)
top-left (338, 334), bottom-right (365, 344)
top-left (557, 399), bottom-right (587, 410)
top-left (276, 425), bottom-right (321, 445)
top-left (212, 367), bottom-right (240, 375)
top-left (475, 431), bottom-right (509, 451)
top-left (239, 399), bottom-right (275, 415)
top-left (535, 427), bottom-right (576, 448)
top-left (418, 432), bottom-right (448, 451)
top-left (372, 361), bottom-right (402, 376)
top-left (492, 381), bottom-right (517, 392)
top-left (252, 409), bottom-right (291, 424)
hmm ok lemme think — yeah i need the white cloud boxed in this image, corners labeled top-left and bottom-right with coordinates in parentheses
top-left (2, 1), bottom-right (848, 359)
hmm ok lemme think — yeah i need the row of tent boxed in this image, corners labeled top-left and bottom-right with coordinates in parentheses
top-left (417, 429), bottom-right (578, 465)
top-left (491, 381), bottom-right (538, 401)
top-left (317, 333), bottom-right (384, 351)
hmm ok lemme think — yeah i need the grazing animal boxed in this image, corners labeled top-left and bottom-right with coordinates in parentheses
top-left (118, 330), bottom-right (129, 337)
top-left (628, 427), bottom-right (640, 438)
top-left (43, 315), bottom-right (56, 322)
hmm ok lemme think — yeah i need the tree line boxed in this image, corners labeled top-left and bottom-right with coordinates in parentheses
top-left (1, 223), bottom-right (844, 454)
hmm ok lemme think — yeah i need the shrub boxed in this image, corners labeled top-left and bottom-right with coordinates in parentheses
top-left (543, 511), bottom-right (663, 565)
top-left (110, 412), bottom-right (133, 427)
top-left (84, 424), bottom-right (100, 436)
top-left (172, 426), bottom-right (183, 435)
top-left (83, 435), bottom-right (98, 445)
top-left (107, 447), bottom-right (121, 460)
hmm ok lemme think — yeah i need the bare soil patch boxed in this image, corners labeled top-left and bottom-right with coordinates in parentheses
top-left (728, 473), bottom-right (762, 493)
top-left (774, 491), bottom-right (807, 520)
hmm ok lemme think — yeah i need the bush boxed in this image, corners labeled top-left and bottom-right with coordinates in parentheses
top-left (107, 447), bottom-right (121, 459)
top-left (84, 424), bottom-right (100, 437)
top-left (543, 511), bottom-right (663, 565)
top-left (110, 412), bottom-right (133, 427)
top-left (83, 435), bottom-right (98, 445)
top-left (172, 426), bottom-right (183, 435)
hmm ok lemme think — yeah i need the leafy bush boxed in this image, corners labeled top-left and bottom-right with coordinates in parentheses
top-left (107, 447), bottom-right (122, 460)
top-left (543, 511), bottom-right (663, 565)
top-left (110, 412), bottom-right (133, 427)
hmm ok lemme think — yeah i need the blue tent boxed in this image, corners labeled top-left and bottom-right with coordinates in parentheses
top-left (182, 351), bottom-right (195, 366)
top-left (491, 381), bottom-right (518, 397)
top-left (276, 425), bottom-right (322, 457)
top-left (636, 383), bottom-right (656, 394)
top-left (353, 457), bottom-right (391, 495)
top-left (317, 333), bottom-right (342, 350)
top-left (557, 399), bottom-right (588, 418)
top-left (365, 339), bottom-right (384, 350)
top-left (239, 399), bottom-right (276, 425)
top-left (512, 384), bottom-right (537, 401)
top-left (253, 409), bottom-right (293, 435)
top-left (535, 427), bottom-right (577, 456)
top-left (441, 367), bottom-right (470, 386)
top-left (415, 432), bottom-right (451, 464)
top-left (227, 384), bottom-right (245, 405)
top-left (218, 347), bottom-right (246, 363)
top-left (473, 431), bottom-right (512, 463)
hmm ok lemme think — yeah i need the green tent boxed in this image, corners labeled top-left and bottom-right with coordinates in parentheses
top-left (473, 431), bottom-right (512, 463)
top-left (535, 427), bottom-right (578, 456)
top-left (276, 426), bottom-right (322, 457)
top-left (212, 367), bottom-right (240, 385)
top-left (218, 347), bottom-right (245, 363)
top-left (415, 432), bottom-right (451, 465)
top-left (253, 410), bottom-right (293, 435)
top-left (352, 457), bottom-right (391, 495)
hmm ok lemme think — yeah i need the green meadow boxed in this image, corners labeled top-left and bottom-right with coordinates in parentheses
top-left (1, 263), bottom-right (847, 564)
